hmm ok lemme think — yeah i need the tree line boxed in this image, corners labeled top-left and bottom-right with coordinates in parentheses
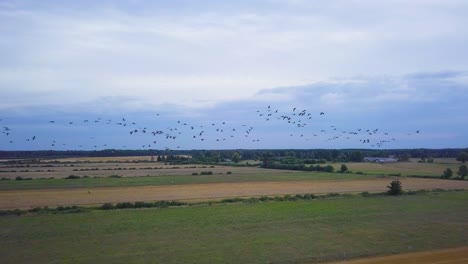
top-left (1, 148), bottom-right (467, 163)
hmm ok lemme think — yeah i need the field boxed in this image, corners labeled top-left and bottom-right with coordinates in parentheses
top-left (333, 247), bottom-right (468, 264)
top-left (1, 192), bottom-right (467, 263)
top-left (1, 156), bottom-right (467, 263)
top-left (2, 178), bottom-right (467, 209)
top-left (328, 159), bottom-right (463, 177)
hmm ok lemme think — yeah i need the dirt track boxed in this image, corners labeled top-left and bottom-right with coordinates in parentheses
top-left (330, 246), bottom-right (468, 264)
top-left (1, 178), bottom-right (467, 209)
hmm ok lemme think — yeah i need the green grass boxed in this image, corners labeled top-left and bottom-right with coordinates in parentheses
top-left (328, 161), bottom-right (464, 178)
top-left (0, 172), bottom-right (375, 191)
top-left (1, 192), bottom-right (467, 263)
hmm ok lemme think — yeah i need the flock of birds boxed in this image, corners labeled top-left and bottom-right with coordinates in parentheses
top-left (0, 106), bottom-right (421, 150)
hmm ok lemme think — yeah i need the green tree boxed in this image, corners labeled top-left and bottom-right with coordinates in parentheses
top-left (349, 151), bottom-right (364, 162)
top-left (456, 152), bottom-right (468, 163)
top-left (324, 165), bottom-right (334, 173)
top-left (387, 179), bottom-right (403, 195)
top-left (457, 165), bottom-right (467, 179)
top-left (399, 153), bottom-right (411, 162)
top-left (340, 164), bottom-right (348, 173)
top-left (441, 168), bottom-right (453, 179)
top-left (231, 152), bottom-right (241, 163)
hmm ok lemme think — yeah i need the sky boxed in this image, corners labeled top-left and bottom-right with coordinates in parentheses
top-left (1, 0), bottom-right (467, 150)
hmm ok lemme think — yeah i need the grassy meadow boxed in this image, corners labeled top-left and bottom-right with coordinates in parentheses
top-left (1, 191), bottom-right (467, 263)
top-left (328, 159), bottom-right (464, 177)
top-left (0, 171), bottom-right (376, 191)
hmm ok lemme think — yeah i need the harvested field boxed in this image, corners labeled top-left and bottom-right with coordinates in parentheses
top-left (331, 246), bottom-right (468, 264)
top-left (1, 177), bottom-right (467, 209)
top-left (0, 162), bottom-right (288, 179)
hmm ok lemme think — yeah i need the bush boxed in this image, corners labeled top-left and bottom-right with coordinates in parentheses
top-left (361, 191), bottom-right (371, 197)
top-left (65, 175), bottom-right (81, 179)
top-left (387, 179), bottom-right (403, 195)
top-left (226, 171), bottom-right (232, 174)
top-left (192, 172), bottom-right (199, 175)
top-left (101, 203), bottom-right (115, 210)
top-left (200, 171), bottom-right (213, 175)
top-left (116, 202), bottom-right (134, 209)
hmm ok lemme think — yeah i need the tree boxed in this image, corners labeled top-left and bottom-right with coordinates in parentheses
top-left (231, 152), bottom-right (241, 163)
top-left (340, 164), bottom-right (348, 173)
top-left (399, 153), bottom-right (411, 162)
top-left (456, 152), bottom-right (468, 163)
top-left (349, 151), bottom-right (364, 162)
top-left (387, 179), bottom-right (403, 195)
top-left (441, 168), bottom-right (453, 179)
top-left (457, 165), bottom-right (467, 179)
top-left (324, 165), bottom-right (334, 173)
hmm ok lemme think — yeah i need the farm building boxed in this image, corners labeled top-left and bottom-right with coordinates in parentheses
top-left (364, 157), bottom-right (398, 163)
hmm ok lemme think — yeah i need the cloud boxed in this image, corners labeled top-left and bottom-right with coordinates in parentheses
top-left (1, 1), bottom-right (468, 110)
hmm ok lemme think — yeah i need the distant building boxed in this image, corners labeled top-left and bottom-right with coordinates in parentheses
top-left (364, 157), bottom-right (398, 163)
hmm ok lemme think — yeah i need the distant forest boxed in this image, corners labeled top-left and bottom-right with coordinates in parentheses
top-left (1, 148), bottom-right (466, 162)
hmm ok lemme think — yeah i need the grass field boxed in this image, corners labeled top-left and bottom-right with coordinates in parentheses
top-left (0, 172), bottom-right (376, 191)
top-left (1, 191), bottom-right (467, 263)
top-left (328, 160), bottom-right (464, 177)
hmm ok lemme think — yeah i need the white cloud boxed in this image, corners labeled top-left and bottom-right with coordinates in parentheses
top-left (0, 1), bottom-right (467, 111)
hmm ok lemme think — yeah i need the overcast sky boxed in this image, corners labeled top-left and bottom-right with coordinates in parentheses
top-left (1, 0), bottom-right (467, 150)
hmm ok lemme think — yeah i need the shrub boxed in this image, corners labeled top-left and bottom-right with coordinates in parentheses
top-left (101, 203), bottom-right (115, 210)
top-left (302, 193), bottom-right (316, 200)
top-left (116, 202), bottom-right (134, 209)
top-left (387, 179), bottom-right (403, 195)
top-left (226, 171), bottom-right (232, 174)
top-left (200, 171), bottom-right (213, 175)
top-left (361, 191), bottom-right (371, 197)
top-left (65, 175), bottom-right (81, 179)
top-left (192, 172), bottom-right (199, 175)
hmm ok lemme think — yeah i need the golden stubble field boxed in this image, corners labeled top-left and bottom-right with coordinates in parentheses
top-left (1, 177), bottom-right (467, 209)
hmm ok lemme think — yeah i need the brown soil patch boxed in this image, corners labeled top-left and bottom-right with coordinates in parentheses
top-left (329, 246), bottom-right (468, 264)
top-left (0, 178), bottom-right (466, 209)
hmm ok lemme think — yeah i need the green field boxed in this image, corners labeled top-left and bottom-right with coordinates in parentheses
top-left (0, 172), bottom-right (376, 191)
top-left (328, 160), bottom-right (463, 177)
top-left (1, 191), bottom-right (467, 263)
